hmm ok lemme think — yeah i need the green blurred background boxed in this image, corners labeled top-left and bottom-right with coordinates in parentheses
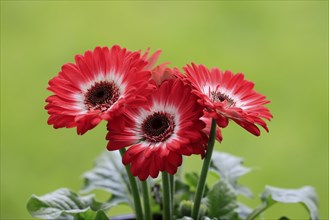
top-left (1, 1), bottom-right (328, 219)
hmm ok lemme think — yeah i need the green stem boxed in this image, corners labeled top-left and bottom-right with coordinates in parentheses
top-left (246, 202), bottom-right (273, 220)
top-left (119, 148), bottom-right (144, 220)
top-left (192, 119), bottom-right (217, 220)
top-left (169, 174), bottom-right (174, 219)
top-left (141, 180), bottom-right (152, 220)
top-left (162, 172), bottom-right (172, 220)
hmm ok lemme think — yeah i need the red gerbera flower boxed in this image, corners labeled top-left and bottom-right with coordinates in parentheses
top-left (45, 46), bottom-right (151, 135)
top-left (184, 63), bottom-right (272, 136)
top-left (106, 79), bottom-right (207, 180)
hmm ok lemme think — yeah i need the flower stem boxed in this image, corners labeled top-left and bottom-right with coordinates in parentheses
top-left (119, 148), bottom-right (144, 220)
top-left (246, 202), bottom-right (273, 220)
top-left (192, 119), bottom-right (217, 220)
top-left (162, 172), bottom-right (172, 220)
top-left (141, 180), bottom-right (152, 220)
top-left (169, 174), bottom-right (174, 217)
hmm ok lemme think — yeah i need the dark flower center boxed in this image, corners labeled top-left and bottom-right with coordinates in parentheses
top-left (211, 91), bottom-right (235, 106)
top-left (84, 81), bottom-right (120, 111)
top-left (141, 112), bottom-right (175, 143)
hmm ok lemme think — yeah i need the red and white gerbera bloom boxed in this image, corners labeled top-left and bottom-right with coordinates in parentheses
top-left (45, 46), bottom-right (151, 135)
top-left (184, 63), bottom-right (272, 136)
top-left (106, 79), bottom-right (207, 180)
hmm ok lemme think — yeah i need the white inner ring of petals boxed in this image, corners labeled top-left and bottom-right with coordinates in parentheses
top-left (202, 84), bottom-right (245, 108)
top-left (133, 101), bottom-right (181, 147)
top-left (73, 71), bottom-right (126, 113)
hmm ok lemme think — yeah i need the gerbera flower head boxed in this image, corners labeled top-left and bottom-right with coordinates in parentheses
top-left (45, 45), bottom-right (151, 135)
top-left (184, 63), bottom-right (272, 136)
top-left (106, 78), bottom-right (207, 180)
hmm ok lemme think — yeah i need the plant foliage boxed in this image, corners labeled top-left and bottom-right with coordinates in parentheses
top-left (27, 151), bottom-right (319, 220)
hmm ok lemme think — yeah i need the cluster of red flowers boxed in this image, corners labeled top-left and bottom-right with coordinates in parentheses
top-left (46, 45), bottom-right (272, 180)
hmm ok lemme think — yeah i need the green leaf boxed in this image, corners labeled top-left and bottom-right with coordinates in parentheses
top-left (94, 210), bottom-right (110, 220)
top-left (261, 185), bottom-right (319, 220)
top-left (81, 151), bottom-right (132, 206)
top-left (184, 172), bottom-right (210, 197)
top-left (204, 180), bottom-right (238, 220)
top-left (211, 151), bottom-right (253, 198)
top-left (27, 188), bottom-right (109, 220)
top-left (174, 179), bottom-right (193, 203)
top-left (107, 194), bottom-right (130, 207)
top-left (247, 186), bottom-right (319, 220)
top-left (185, 172), bottom-right (199, 191)
top-left (74, 210), bottom-right (108, 220)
